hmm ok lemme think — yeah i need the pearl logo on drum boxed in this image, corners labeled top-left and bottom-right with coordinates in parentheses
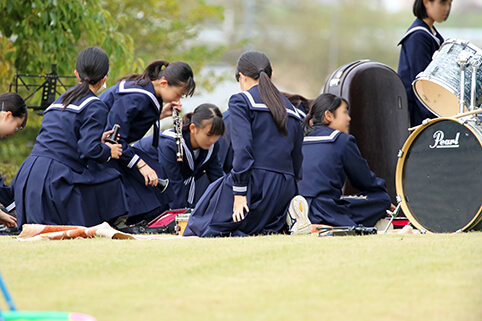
top-left (429, 130), bottom-right (460, 149)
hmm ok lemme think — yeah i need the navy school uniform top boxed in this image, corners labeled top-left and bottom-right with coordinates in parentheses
top-left (230, 86), bottom-right (304, 195)
top-left (134, 129), bottom-right (223, 208)
top-left (217, 109), bottom-right (234, 174)
top-left (0, 174), bottom-right (15, 212)
top-left (31, 93), bottom-right (113, 171)
top-left (298, 125), bottom-right (387, 199)
top-left (99, 79), bottom-right (162, 169)
top-left (398, 18), bottom-right (444, 126)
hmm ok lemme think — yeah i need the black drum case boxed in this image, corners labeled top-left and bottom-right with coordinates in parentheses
top-left (322, 60), bottom-right (410, 205)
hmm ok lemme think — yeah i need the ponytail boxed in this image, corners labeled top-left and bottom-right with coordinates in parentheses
top-left (236, 51), bottom-right (287, 135)
top-left (303, 93), bottom-right (348, 136)
top-left (118, 60), bottom-right (196, 97)
top-left (62, 47), bottom-right (109, 108)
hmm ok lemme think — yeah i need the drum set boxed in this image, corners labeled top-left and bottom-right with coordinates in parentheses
top-left (396, 39), bottom-right (482, 233)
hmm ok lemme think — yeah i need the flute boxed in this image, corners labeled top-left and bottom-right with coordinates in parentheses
top-left (173, 108), bottom-right (183, 162)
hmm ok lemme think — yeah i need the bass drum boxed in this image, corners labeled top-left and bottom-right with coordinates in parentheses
top-left (396, 117), bottom-right (482, 233)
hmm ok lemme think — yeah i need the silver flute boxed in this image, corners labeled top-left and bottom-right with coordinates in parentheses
top-left (173, 108), bottom-right (183, 162)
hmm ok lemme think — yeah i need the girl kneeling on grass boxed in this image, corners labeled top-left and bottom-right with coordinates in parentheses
top-left (294, 93), bottom-right (393, 228)
top-left (0, 92), bottom-right (27, 227)
top-left (134, 103), bottom-right (224, 212)
top-left (183, 51), bottom-right (304, 237)
top-left (13, 47), bottom-right (127, 228)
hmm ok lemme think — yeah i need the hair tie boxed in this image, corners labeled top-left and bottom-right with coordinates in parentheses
top-left (259, 69), bottom-right (265, 74)
top-left (84, 77), bottom-right (91, 82)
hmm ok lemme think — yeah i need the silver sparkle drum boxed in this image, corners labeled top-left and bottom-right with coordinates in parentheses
top-left (413, 39), bottom-right (482, 117)
top-left (396, 117), bottom-right (482, 233)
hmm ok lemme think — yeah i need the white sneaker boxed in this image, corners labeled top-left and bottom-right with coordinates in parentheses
top-left (286, 195), bottom-right (311, 235)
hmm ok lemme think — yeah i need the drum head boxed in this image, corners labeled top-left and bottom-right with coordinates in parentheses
top-left (396, 118), bottom-right (482, 232)
top-left (413, 79), bottom-right (467, 117)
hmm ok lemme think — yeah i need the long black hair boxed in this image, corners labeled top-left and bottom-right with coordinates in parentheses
top-left (182, 103), bottom-right (225, 136)
top-left (0, 92), bottom-right (28, 128)
top-left (118, 60), bottom-right (196, 98)
top-left (303, 93), bottom-right (348, 135)
top-left (236, 51), bottom-right (287, 135)
top-left (62, 47), bottom-right (109, 108)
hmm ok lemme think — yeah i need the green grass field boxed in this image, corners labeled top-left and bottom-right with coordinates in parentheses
top-left (1, 232), bottom-right (481, 321)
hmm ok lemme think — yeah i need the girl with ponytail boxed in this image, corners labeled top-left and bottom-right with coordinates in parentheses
top-left (134, 103), bottom-right (225, 213)
top-left (184, 51), bottom-right (304, 237)
top-left (13, 47), bottom-right (127, 228)
top-left (297, 93), bottom-right (394, 228)
top-left (99, 59), bottom-right (196, 224)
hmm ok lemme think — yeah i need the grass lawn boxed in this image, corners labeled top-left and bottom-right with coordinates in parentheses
top-left (1, 232), bottom-right (481, 321)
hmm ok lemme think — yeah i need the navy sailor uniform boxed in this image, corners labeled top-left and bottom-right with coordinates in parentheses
top-left (13, 90), bottom-right (128, 227)
top-left (0, 174), bottom-right (15, 213)
top-left (398, 18), bottom-right (444, 126)
top-left (297, 125), bottom-right (391, 227)
top-left (134, 129), bottom-right (223, 209)
top-left (184, 85), bottom-right (304, 237)
top-left (99, 80), bottom-right (172, 218)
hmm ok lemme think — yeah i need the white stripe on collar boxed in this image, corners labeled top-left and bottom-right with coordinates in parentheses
top-left (201, 144), bottom-right (214, 166)
top-left (241, 91), bottom-right (302, 120)
top-left (45, 96), bottom-right (100, 112)
top-left (303, 130), bottom-right (340, 142)
top-left (400, 26), bottom-right (441, 46)
top-left (119, 80), bottom-right (161, 111)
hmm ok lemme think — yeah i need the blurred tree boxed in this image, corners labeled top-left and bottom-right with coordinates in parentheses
top-left (0, 0), bottom-right (136, 93)
top-left (101, 0), bottom-right (226, 91)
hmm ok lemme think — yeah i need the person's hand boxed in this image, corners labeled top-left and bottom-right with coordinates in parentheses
top-left (101, 129), bottom-right (119, 143)
top-left (232, 195), bottom-right (249, 222)
top-left (137, 161), bottom-right (158, 186)
top-left (160, 101), bottom-right (182, 120)
top-left (0, 210), bottom-right (17, 227)
top-left (389, 203), bottom-right (397, 213)
top-left (106, 142), bottom-right (122, 159)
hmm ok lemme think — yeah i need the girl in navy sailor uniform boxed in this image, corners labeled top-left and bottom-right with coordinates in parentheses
top-left (184, 51), bottom-right (304, 237)
top-left (218, 93), bottom-right (309, 175)
top-left (13, 47), bottom-right (127, 228)
top-left (134, 103), bottom-right (225, 210)
top-left (297, 93), bottom-right (392, 227)
top-left (0, 92), bottom-right (28, 227)
top-left (398, 0), bottom-right (451, 126)
top-left (99, 60), bottom-right (195, 222)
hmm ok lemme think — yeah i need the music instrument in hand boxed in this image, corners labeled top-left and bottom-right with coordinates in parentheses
top-left (105, 124), bottom-right (120, 144)
top-left (173, 108), bottom-right (183, 162)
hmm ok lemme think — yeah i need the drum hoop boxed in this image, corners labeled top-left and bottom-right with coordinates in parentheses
top-left (395, 117), bottom-right (482, 233)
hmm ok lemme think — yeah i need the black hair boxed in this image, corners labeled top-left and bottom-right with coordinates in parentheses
top-left (303, 93), bottom-right (348, 135)
top-left (413, 0), bottom-right (450, 19)
top-left (236, 51), bottom-right (287, 135)
top-left (182, 103), bottom-right (225, 136)
top-left (62, 47), bottom-right (109, 108)
top-left (0, 92), bottom-right (28, 128)
top-left (119, 60), bottom-right (196, 98)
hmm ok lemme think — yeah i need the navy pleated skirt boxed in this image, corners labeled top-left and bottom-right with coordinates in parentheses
top-left (13, 156), bottom-right (128, 228)
top-left (104, 147), bottom-right (173, 219)
top-left (184, 169), bottom-right (296, 237)
top-left (306, 190), bottom-right (390, 227)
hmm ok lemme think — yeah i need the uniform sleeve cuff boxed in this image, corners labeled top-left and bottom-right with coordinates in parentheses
top-left (233, 185), bottom-right (247, 195)
top-left (127, 154), bottom-right (140, 169)
top-left (6, 202), bottom-right (15, 212)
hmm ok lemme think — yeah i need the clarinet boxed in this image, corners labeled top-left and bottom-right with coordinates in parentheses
top-left (173, 108), bottom-right (183, 162)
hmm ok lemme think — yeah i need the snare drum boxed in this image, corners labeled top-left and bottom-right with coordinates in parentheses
top-left (413, 39), bottom-right (482, 117)
top-left (396, 117), bottom-right (482, 233)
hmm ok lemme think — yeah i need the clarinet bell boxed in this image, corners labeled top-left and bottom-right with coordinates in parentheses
top-left (157, 178), bottom-right (169, 193)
